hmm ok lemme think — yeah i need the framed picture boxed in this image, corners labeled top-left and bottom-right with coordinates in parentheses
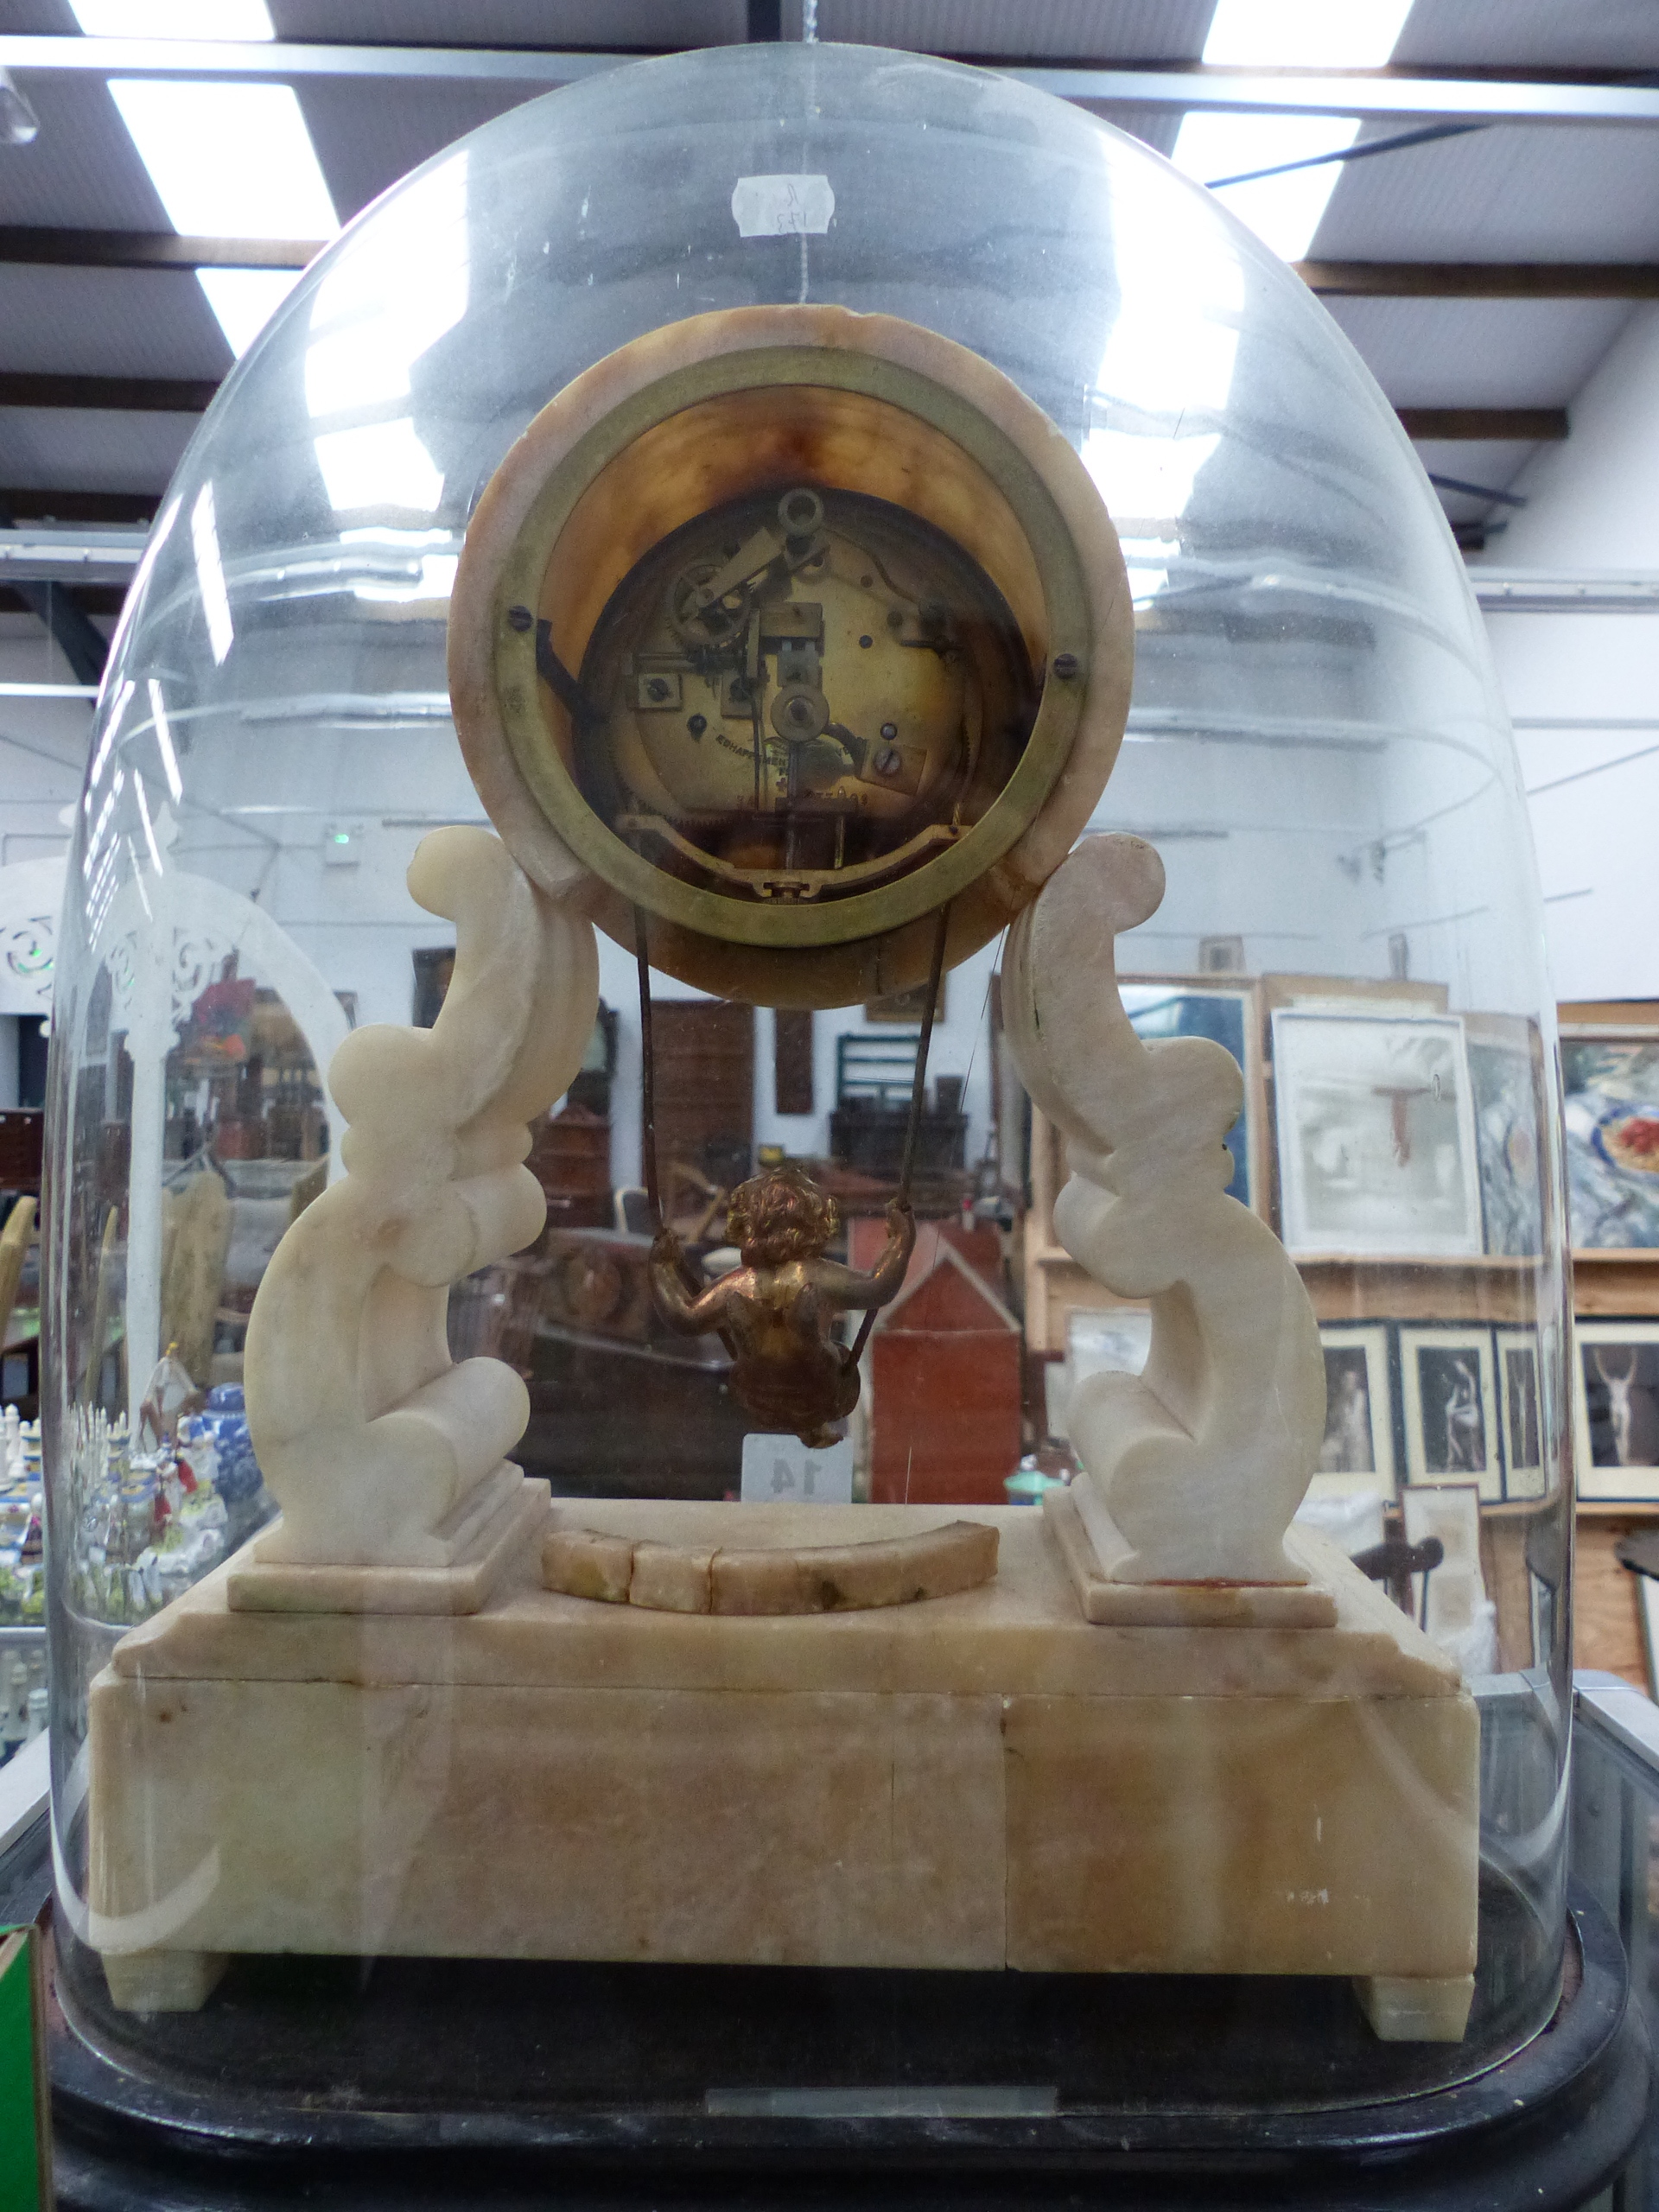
top-left (1270, 1010), bottom-right (1482, 1257)
top-left (1560, 1028), bottom-right (1659, 1250)
top-left (1120, 978), bottom-right (1262, 1211)
top-left (1307, 1323), bottom-right (1395, 1500)
top-left (1465, 1018), bottom-right (1544, 1257)
top-left (1494, 1326), bottom-right (1548, 1501)
top-left (1400, 1327), bottom-right (1500, 1501)
top-left (1575, 1319), bottom-right (1659, 1503)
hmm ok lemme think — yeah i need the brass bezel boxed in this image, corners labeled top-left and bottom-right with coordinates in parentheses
top-left (491, 347), bottom-right (1090, 952)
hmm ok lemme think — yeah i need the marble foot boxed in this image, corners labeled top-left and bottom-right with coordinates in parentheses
top-left (101, 1947), bottom-right (227, 2013)
top-left (226, 1474), bottom-right (549, 1616)
top-left (1353, 1974), bottom-right (1477, 2043)
top-left (1044, 1485), bottom-right (1338, 1629)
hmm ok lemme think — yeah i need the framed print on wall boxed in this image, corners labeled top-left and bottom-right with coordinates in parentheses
top-left (1560, 1028), bottom-right (1659, 1250)
top-left (1400, 1325), bottom-right (1501, 1502)
top-left (1494, 1326), bottom-right (1548, 1502)
top-left (1121, 978), bottom-right (1262, 1211)
top-left (1270, 1009), bottom-right (1482, 1258)
top-left (1465, 1017), bottom-right (1545, 1257)
top-left (1575, 1319), bottom-right (1659, 1504)
top-left (1308, 1323), bottom-right (1395, 1501)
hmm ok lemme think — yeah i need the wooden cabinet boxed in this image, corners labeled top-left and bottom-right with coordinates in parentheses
top-left (651, 1001), bottom-right (754, 1191)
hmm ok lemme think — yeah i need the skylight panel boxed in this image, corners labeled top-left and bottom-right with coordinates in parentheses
top-left (106, 79), bottom-right (335, 239)
top-left (1171, 111), bottom-right (1359, 262)
top-left (102, 76), bottom-right (335, 354)
top-left (1201, 0), bottom-right (1414, 69)
top-left (70, 0), bottom-right (275, 38)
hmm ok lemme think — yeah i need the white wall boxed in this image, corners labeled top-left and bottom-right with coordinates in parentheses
top-left (1476, 304), bottom-right (1659, 1000)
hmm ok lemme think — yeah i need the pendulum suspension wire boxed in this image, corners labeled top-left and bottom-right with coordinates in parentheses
top-left (846, 899), bottom-right (951, 1370)
top-left (634, 905), bottom-right (663, 1229)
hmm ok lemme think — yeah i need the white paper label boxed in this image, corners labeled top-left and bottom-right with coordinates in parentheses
top-left (740, 1431), bottom-right (855, 1503)
top-left (730, 173), bottom-right (836, 238)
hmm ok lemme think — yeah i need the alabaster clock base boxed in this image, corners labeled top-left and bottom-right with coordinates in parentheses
top-left (85, 1503), bottom-right (1478, 2040)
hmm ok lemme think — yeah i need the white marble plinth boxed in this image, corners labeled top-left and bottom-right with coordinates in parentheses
top-left (87, 1501), bottom-right (1479, 2037)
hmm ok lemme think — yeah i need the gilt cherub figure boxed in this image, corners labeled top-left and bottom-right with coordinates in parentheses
top-left (650, 1164), bottom-right (915, 1446)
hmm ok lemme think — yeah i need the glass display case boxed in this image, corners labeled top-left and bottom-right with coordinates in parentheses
top-left (39, 36), bottom-right (1580, 2171)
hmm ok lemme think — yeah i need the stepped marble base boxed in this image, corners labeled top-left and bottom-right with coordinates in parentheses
top-left (1046, 1485), bottom-right (1339, 1629)
top-left (225, 1471), bottom-right (548, 1616)
top-left (86, 1500), bottom-right (1478, 2037)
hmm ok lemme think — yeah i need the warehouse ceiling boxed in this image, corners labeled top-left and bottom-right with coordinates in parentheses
top-left (3, 0), bottom-right (1659, 664)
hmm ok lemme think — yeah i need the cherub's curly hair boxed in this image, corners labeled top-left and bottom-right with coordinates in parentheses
top-left (727, 1164), bottom-right (841, 1263)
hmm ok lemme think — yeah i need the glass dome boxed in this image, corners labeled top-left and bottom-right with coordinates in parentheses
top-left (42, 39), bottom-right (1570, 2134)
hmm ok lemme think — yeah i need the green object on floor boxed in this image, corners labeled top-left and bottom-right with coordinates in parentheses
top-left (0, 1923), bottom-right (48, 2211)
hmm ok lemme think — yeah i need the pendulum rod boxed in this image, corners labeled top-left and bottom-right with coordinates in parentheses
top-left (634, 904), bottom-right (663, 1229)
top-left (846, 899), bottom-right (951, 1370)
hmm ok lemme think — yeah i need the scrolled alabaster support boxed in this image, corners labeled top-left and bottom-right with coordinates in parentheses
top-left (238, 828), bottom-right (598, 1585)
top-left (1003, 833), bottom-right (1325, 1592)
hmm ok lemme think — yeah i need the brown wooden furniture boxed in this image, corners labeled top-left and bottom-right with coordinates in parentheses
top-left (652, 1000), bottom-right (754, 1192)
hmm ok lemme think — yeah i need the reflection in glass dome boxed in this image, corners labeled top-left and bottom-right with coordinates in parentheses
top-left (43, 40), bottom-right (1569, 2126)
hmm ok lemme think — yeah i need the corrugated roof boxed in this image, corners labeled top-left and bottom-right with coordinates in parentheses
top-left (0, 404), bottom-right (195, 490)
top-left (1314, 121), bottom-right (1659, 263)
top-left (2, 1), bottom-right (1658, 544)
top-left (0, 264), bottom-right (229, 373)
top-left (1325, 296), bottom-right (1638, 407)
top-left (816, 1), bottom-right (1213, 60)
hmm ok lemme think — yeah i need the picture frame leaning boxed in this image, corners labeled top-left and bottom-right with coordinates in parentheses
top-left (1494, 1325), bottom-right (1549, 1502)
top-left (1308, 1322), bottom-right (1396, 1502)
top-left (1399, 1325), bottom-right (1502, 1503)
top-left (1271, 1008), bottom-right (1483, 1258)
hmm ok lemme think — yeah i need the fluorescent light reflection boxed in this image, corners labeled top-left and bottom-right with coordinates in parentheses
top-left (198, 268), bottom-right (302, 359)
top-left (307, 152), bottom-right (468, 518)
top-left (1083, 183), bottom-right (1241, 577)
top-left (315, 422), bottom-right (445, 517)
top-left (1202, 0), bottom-right (1414, 67)
top-left (191, 482), bottom-right (234, 664)
top-left (147, 677), bottom-right (182, 801)
top-left (71, 0), bottom-right (275, 35)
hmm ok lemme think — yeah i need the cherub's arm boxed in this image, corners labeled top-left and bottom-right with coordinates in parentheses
top-left (812, 1199), bottom-right (916, 1310)
top-left (649, 1228), bottom-right (737, 1333)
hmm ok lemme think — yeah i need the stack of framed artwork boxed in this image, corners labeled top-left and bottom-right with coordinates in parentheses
top-left (1020, 976), bottom-right (1659, 1686)
top-left (1020, 969), bottom-right (1563, 1673)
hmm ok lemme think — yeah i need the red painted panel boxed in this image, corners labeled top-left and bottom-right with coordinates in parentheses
top-left (869, 1332), bottom-right (1023, 1506)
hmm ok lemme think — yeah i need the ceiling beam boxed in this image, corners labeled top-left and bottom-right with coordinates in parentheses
top-left (3, 39), bottom-right (1659, 124)
top-left (0, 378), bottom-right (1566, 448)
top-left (1396, 407), bottom-right (1567, 442)
top-left (0, 486), bottom-right (157, 523)
top-left (0, 227), bottom-right (319, 271)
top-left (7, 239), bottom-right (1656, 299)
top-left (1300, 259), bottom-right (1659, 298)
top-left (0, 372), bottom-right (218, 412)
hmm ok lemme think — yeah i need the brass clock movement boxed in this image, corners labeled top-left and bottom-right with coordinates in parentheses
top-left (450, 306), bottom-right (1133, 1007)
